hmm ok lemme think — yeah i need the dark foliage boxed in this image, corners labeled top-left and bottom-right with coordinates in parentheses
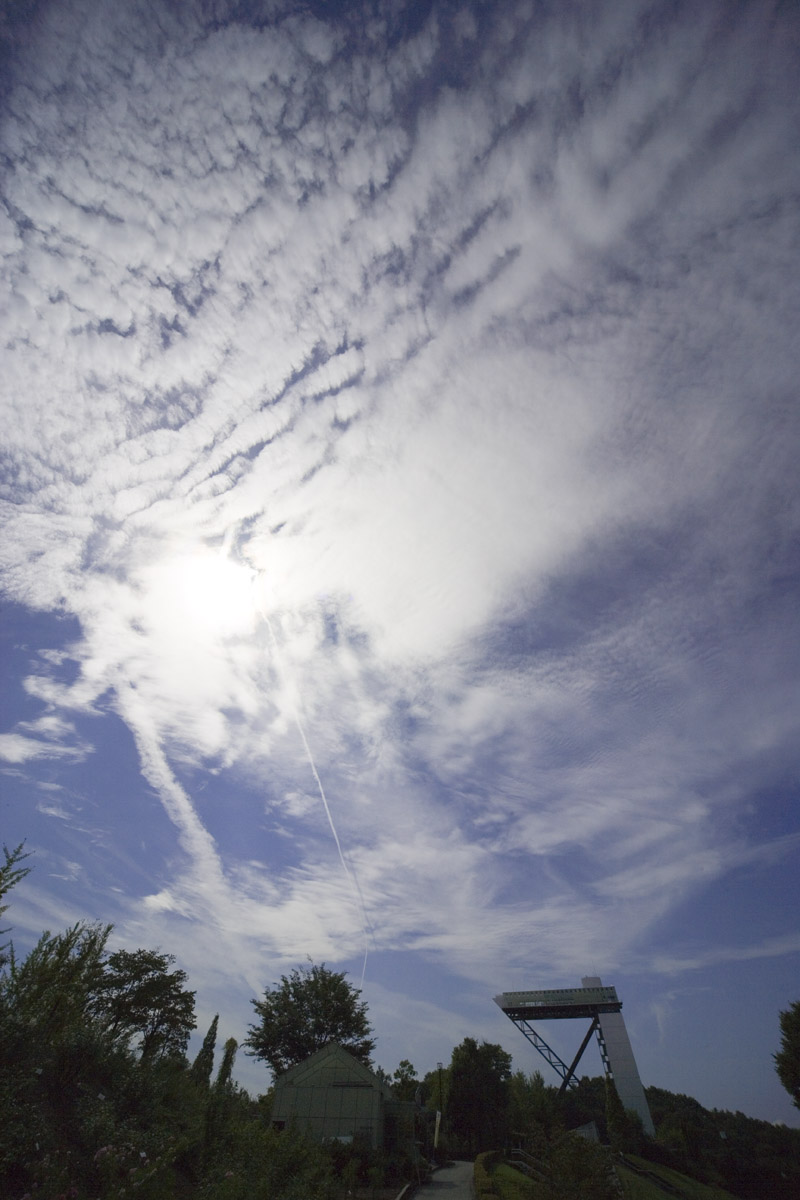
top-left (3, 852), bottom-right (797, 1200)
top-left (561, 1077), bottom-right (800, 1200)
top-left (646, 1084), bottom-right (800, 1200)
top-left (392, 1057), bottom-right (419, 1100)
top-left (502, 1068), bottom-right (800, 1200)
top-left (245, 961), bottom-right (374, 1077)
top-left (91, 946), bottom-right (197, 1060)
top-left (191, 1013), bottom-right (220, 1088)
top-left (0, 919), bottom-right (200, 1197)
top-left (0, 923), bottom-right (336, 1200)
top-left (604, 1075), bottom-right (644, 1154)
top-left (448, 1037), bottom-right (512, 1156)
top-left (542, 1133), bottom-right (619, 1200)
top-left (0, 843), bottom-right (31, 966)
top-left (775, 1000), bottom-right (800, 1110)
top-left (0, 860), bottom-right (391, 1200)
top-left (559, 1074), bottom-right (606, 1135)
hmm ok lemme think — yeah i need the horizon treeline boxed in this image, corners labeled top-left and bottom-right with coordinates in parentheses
top-left (2, 844), bottom-right (800, 1200)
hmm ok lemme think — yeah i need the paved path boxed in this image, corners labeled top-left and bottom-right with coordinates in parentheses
top-left (411, 1160), bottom-right (473, 1200)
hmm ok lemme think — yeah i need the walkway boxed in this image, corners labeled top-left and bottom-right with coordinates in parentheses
top-left (411, 1160), bottom-right (473, 1200)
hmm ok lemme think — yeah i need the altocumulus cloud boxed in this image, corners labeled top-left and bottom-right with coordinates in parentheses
top-left (1, 0), bottom-right (799, 1119)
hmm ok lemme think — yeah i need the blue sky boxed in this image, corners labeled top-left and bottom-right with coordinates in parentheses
top-left (1, 0), bottom-right (799, 1124)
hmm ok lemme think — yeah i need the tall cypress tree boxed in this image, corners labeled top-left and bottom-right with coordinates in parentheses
top-left (190, 1014), bottom-right (218, 1088)
top-left (214, 1036), bottom-right (238, 1093)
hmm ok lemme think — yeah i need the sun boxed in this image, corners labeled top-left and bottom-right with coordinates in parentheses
top-left (179, 553), bottom-right (257, 634)
top-left (143, 549), bottom-right (258, 639)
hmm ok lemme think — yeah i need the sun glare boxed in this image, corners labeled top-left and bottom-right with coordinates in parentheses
top-left (146, 550), bottom-right (258, 638)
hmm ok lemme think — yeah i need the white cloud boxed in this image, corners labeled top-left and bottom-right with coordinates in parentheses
top-left (1, 0), bottom-right (799, 1122)
top-left (0, 733), bottom-right (88, 765)
top-left (653, 934), bottom-right (800, 976)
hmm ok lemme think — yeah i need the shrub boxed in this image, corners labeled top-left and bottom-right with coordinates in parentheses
top-left (475, 1149), bottom-right (501, 1196)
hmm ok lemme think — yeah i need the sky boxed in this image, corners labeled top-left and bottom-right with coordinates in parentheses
top-left (1, 0), bottom-right (799, 1125)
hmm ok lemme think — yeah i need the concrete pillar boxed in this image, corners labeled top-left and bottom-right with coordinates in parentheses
top-left (581, 976), bottom-right (655, 1137)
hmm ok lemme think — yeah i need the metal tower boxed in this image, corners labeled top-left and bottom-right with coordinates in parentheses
top-left (494, 976), bottom-right (655, 1137)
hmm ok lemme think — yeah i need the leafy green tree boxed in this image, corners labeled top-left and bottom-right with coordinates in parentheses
top-left (422, 1062), bottom-right (451, 1111)
top-left (556, 1074), bottom-right (599, 1128)
top-left (91, 946), bottom-right (196, 1059)
top-left (0, 842), bottom-right (31, 965)
top-left (0, 923), bottom-right (184, 1199)
top-left (215, 1035), bottom-right (239, 1092)
top-left (447, 1037), bottom-right (512, 1156)
top-left (509, 1069), bottom-right (560, 1143)
top-left (190, 1012), bottom-right (219, 1087)
top-left (645, 1080), bottom-right (800, 1197)
top-left (775, 1000), bottom-right (800, 1109)
top-left (604, 1075), bottom-right (628, 1151)
top-left (201, 1034), bottom-right (240, 1161)
top-left (1, 923), bottom-right (110, 1194)
top-left (246, 961), bottom-right (374, 1077)
top-left (4, 921), bottom-right (110, 1040)
top-left (392, 1059), bottom-right (419, 1100)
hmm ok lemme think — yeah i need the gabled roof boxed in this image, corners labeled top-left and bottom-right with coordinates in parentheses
top-left (275, 1043), bottom-right (391, 1094)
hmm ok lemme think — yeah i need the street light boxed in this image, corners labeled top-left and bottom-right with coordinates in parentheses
top-left (435, 1062), bottom-right (444, 1160)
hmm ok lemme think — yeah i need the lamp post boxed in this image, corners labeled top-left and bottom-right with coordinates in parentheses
top-left (436, 1062), bottom-right (444, 1161)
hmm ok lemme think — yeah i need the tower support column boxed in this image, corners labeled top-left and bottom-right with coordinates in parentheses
top-left (494, 978), bottom-right (655, 1138)
top-left (582, 976), bottom-right (655, 1137)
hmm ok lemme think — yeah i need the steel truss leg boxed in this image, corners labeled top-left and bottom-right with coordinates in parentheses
top-left (510, 1016), bottom-right (600, 1092)
top-left (511, 1018), bottom-right (576, 1087)
top-left (558, 1015), bottom-right (599, 1094)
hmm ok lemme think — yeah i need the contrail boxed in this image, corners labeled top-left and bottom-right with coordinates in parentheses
top-left (255, 592), bottom-right (372, 990)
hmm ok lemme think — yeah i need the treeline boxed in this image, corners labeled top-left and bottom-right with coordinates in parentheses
top-left (549, 1073), bottom-right (800, 1199)
top-left (645, 1083), bottom-right (800, 1200)
top-left (0, 926), bottom-right (333, 1199)
top-left (415, 1040), bottom-right (800, 1200)
top-left (0, 847), bottom-right (353, 1199)
top-left (3, 845), bottom-right (799, 1200)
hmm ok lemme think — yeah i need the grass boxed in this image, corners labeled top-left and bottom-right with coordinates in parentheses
top-left (492, 1162), bottom-right (541, 1200)
top-left (487, 1152), bottom-right (739, 1200)
top-left (617, 1155), bottom-right (738, 1200)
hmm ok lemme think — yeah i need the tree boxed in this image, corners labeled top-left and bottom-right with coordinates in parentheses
top-left (215, 1036), bottom-right (239, 1093)
top-left (190, 1013), bottom-right (219, 1087)
top-left (509, 1069), bottom-right (559, 1144)
top-left (245, 962), bottom-right (374, 1077)
top-left (422, 1062), bottom-right (451, 1112)
top-left (91, 947), bottom-right (196, 1059)
top-left (606, 1080), bottom-right (633, 1152)
top-left (775, 1000), bottom-right (800, 1109)
top-left (447, 1037), bottom-right (512, 1156)
top-left (0, 922), bottom-right (122, 1197)
top-left (0, 843), bottom-right (31, 966)
top-left (392, 1059), bottom-right (419, 1101)
top-left (3, 921), bottom-right (110, 1040)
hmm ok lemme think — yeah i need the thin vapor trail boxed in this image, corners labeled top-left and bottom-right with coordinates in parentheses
top-left (255, 592), bottom-right (372, 989)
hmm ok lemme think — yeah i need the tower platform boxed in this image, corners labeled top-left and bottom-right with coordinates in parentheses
top-left (494, 976), bottom-right (655, 1137)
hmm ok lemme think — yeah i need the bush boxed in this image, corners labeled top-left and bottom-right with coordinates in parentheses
top-left (475, 1149), bottom-right (501, 1196)
top-left (198, 1122), bottom-right (334, 1200)
top-left (486, 1138), bottom-right (617, 1200)
top-left (322, 1132), bottom-right (386, 1187)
